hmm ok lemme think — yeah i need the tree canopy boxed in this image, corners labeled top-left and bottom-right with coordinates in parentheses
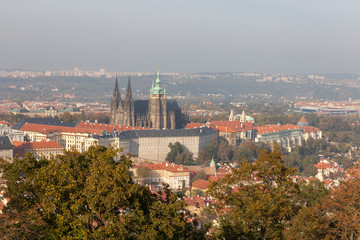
top-left (208, 147), bottom-right (301, 239)
top-left (0, 146), bottom-right (204, 240)
top-left (165, 142), bottom-right (194, 165)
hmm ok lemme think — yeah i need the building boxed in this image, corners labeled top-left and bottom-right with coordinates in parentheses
top-left (0, 125), bottom-right (24, 142)
top-left (192, 179), bottom-right (210, 195)
top-left (185, 120), bottom-right (255, 146)
top-left (255, 124), bottom-right (303, 152)
top-left (229, 109), bottom-right (255, 123)
top-left (98, 127), bottom-right (218, 162)
top-left (131, 162), bottom-right (191, 190)
top-left (297, 116), bottom-right (322, 141)
top-left (110, 70), bottom-right (187, 129)
top-left (0, 136), bottom-right (14, 161)
top-left (13, 118), bottom-right (150, 154)
top-left (314, 159), bottom-right (344, 181)
top-left (13, 140), bottom-right (64, 159)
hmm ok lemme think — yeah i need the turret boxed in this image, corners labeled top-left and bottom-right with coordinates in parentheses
top-left (229, 109), bottom-right (234, 121)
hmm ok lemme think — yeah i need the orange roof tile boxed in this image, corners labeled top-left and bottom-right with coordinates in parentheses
top-left (300, 126), bottom-right (321, 133)
top-left (298, 116), bottom-right (308, 123)
top-left (255, 124), bottom-right (300, 134)
top-left (192, 179), bottom-right (210, 189)
top-left (13, 140), bottom-right (64, 150)
top-left (186, 121), bottom-right (254, 133)
top-left (314, 159), bottom-right (339, 170)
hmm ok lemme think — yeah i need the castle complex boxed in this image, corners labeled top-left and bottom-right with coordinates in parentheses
top-left (110, 70), bottom-right (186, 129)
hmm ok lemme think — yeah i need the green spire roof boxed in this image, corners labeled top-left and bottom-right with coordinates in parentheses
top-left (150, 68), bottom-right (165, 95)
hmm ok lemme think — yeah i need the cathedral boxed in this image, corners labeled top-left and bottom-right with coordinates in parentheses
top-left (110, 70), bottom-right (186, 129)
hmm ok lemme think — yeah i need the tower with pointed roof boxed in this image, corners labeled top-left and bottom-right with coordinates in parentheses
top-left (149, 69), bottom-right (168, 129)
top-left (122, 77), bottom-right (135, 126)
top-left (110, 76), bottom-right (122, 125)
top-left (240, 110), bottom-right (246, 122)
top-left (297, 116), bottom-right (309, 127)
top-left (229, 109), bottom-right (235, 121)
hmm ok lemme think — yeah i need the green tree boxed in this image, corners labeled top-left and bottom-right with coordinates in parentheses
top-left (208, 147), bottom-right (301, 240)
top-left (232, 141), bottom-right (257, 162)
top-left (1, 146), bottom-right (205, 240)
top-left (192, 170), bottom-right (207, 183)
top-left (166, 142), bottom-right (195, 165)
top-left (196, 150), bottom-right (210, 166)
top-left (217, 140), bottom-right (233, 163)
top-left (137, 166), bottom-right (150, 178)
top-left (205, 137), bottom-right (218, 160)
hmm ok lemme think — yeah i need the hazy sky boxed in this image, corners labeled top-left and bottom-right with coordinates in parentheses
top-left (1, 0), bottom-right (360, 73)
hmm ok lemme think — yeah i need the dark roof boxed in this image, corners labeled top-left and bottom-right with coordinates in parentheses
top-left (111, 127), bottom-right (217, 139)
top-left (133, 99), bottom-right (180, 114)
top-left (166, 99), bottom-right (180, 111)
top-left (134, 100), bottom-right (149, 114)
top-left (12, 118), bottom-right (77, 130)
top-left (0, 136), bottom-right (14, 150)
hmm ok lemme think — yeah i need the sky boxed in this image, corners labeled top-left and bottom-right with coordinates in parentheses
top-left (1, 0), bottom-right (360, 74)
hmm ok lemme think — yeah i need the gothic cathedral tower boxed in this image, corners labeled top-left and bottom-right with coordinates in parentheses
top-left (149, 69), bottom-right (167, 129)
top-left (110, 76), bottom-right (121, 125)
top-left (123, 77), bottom-right (135, 126)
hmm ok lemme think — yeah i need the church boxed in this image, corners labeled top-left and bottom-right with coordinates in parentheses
top-left (110, 70), bottom-right (187, 129)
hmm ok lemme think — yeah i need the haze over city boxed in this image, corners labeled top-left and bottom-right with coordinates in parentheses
top-left (1, 0), bottom-right (360, 74)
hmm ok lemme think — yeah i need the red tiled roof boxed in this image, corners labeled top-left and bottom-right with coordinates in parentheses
top-left (184, 195), bottom-right (206, 207)
top-left (192, 179), bottom-right (210, 189)
top-left (255, 124), bottom-right (300, 134)
top-left (211, 121), bottom-right (254, 130)
top-left (19, 122), bottom-right (150, 136)
top-left (13, 140), bottom-right (64, 150)
top-left (0, 120), bottom-right (11, 126)
top-left (20, 123), bottom-right (75, 134)
top-left (314, 159), bottom-right (339, 170)
top-left (208, 176), bottom-right (220, 182)
top-left (185, 122), bottom-right (209, 129)
top-left (298, 116), bottom-right (308, 124)
top-left (323, 179), bottom-right (332, 186)
top-left (300, 126), bottom-right (321, 133)
top-left (186, 121), bottom-right (254, 133)
top-left (76, 122), bottom-right (150, 132)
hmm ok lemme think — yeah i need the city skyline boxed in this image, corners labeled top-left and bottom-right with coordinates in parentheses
top-left (1, 0), bottom-right (360, 74)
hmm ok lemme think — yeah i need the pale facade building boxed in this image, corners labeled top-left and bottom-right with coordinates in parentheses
top-left (98, 127), bottom-right (218, 162)
top-left (131, 162), bottom-right (191, 190)
top-left (0, 136), bottom-right (14, 161)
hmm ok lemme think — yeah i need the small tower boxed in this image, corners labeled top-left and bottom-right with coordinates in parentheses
top-left (297, 116), bottom-right (309, 127)
top-left (240, 110), bottom-right (246, 122)
top-left (229, 109), bottom-right (235, 121)
top-left (210, 158), bottom-right (216, 168)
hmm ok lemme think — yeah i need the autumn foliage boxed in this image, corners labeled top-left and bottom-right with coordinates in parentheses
top-left (0, 146), bottom-right (204, 240)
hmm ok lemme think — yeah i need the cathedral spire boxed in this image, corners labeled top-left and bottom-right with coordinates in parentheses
top-left (155, 67), bottom-right (161, 87)
top-left (113, 75), bottom-right (120, 98)
top-left (126, 76), bottom-right (132, 98)
top-left (150, 68), bottom-right (165, 95)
